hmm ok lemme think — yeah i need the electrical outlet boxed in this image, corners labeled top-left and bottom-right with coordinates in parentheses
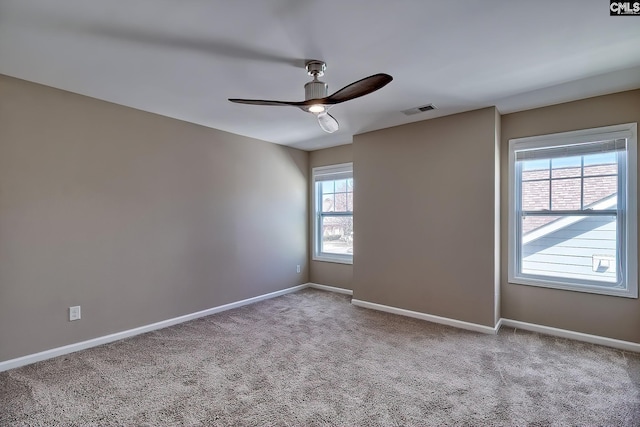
top-left (296, 265), bottom-right (301, 273)
top-left (69, 306), bottom-right (81, 321)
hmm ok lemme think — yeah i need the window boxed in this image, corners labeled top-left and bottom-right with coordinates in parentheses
top-left (508, 123), bottom-right (637, 298)
top-left (312, 163), bottom-right (353, 264)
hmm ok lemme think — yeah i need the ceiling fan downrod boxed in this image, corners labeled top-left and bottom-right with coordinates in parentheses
top-left (304, 60), bottom-right (328, 100)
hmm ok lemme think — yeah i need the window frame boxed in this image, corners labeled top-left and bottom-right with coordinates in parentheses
top-left (312, 162), bottom-right (354, 264)
top-left (508, 123), bottom-right (638, 298)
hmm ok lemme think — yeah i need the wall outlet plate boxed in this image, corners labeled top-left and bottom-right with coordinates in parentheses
top-left (69, 306), bottom-right (81, 321)
top-left (296, 265), bottom-right (301, 273)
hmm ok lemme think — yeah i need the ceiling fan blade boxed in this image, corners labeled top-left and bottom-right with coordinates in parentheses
top-left (324, 73), bottom-right (393, 104)
top-left (67, 21), bottom-right (304, 68)
top-left (317, 112), bottom-right (339, 133)
top-left (228, 99), bottom-right (305, 107)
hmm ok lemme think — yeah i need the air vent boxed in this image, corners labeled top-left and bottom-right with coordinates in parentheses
top-left (402, 104), bottom-right (437, 116)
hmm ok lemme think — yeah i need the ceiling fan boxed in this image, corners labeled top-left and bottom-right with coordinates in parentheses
top-left (229, 60), bottom-right (392, 133)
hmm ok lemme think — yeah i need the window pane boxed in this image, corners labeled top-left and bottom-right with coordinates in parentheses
top-left (551, 167), bottom-right (581, 179)
top-left (551, 156), bottom-right (581, 168)
top-left (584, 152), bottom-right (616, 168)
top-left (551, 157), bottom-right (581, 178)
top-left (334, 193), bottom-right (348, 212)
top-left (321, 216), bottom-right (353, 256)
top-left (521, 215), bottom-right (617, 284)
top-left (347, 178), bottom-right (354, 191)
top-left (584, 160), bottom-right (617, 177)
top-left (522, 169), bottom-right (550, 181)
top-left (522, 159), bottom-right (550, 175)
top-left (321, 194), bottom-right (334, 212)
top-left (510, 127), bottom-right (634, 297)
top-left (551, 178), bottom-right (581, 210)
top-left (522, 215), bottom-right (560, 235)
top-left (584, 176), bottom-right (617, 207)
top-left (522, 181), bottom-right (550, 211)
top-left (322, 181), bottom-right (334, 194)
top-left (313, 164), bottom-right (353, 263)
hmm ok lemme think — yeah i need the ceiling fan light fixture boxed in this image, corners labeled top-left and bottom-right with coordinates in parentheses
top-left (308, 104), bottom-right (325, 113)
top-left (317, 112), bottom-right (339, 133)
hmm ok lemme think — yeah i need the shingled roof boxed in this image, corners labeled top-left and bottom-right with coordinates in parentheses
top-left (522, 163), bottom-right (617, 236)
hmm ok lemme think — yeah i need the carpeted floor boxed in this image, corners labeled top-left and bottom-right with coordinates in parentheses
top-left (1, 288), bottom-right (639, 426)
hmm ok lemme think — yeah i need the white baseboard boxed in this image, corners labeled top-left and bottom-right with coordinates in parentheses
top-left (500, 319), bottom-right (640, 353)
top-left (349, 301), bottom-right (640, 352)
top-left (0, 283), bottom-right (308, 372)
top-left (351, 299), bottom-right (499, 335)
top-left (307, 283), bottom-right (353, 295)
top-left (5, 283), bottom-right (638, 372)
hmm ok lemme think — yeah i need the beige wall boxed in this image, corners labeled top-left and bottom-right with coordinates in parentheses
top-left (353, 107), bottom-right (500, 326)
top-left (501, 90), bottom-right (640, 343)
top-left (0, 75), bottom-right (309, 362)
top-left (3, 73), bottom-right (637, 365)
top-left (309, 144), bottom-right (353, 290)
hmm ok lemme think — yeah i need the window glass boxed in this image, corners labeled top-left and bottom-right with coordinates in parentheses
top-left (321, 216), bottom-right (353, 256)
top-left (312, 163), bottom-right (354, 264)
top-left (509, 124), bottom-right (637, 298)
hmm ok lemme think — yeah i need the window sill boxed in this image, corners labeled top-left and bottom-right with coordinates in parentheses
top-left (312, 255), bottom-right (353, 265)
top-left (509, 276), bottom-right (637, 299)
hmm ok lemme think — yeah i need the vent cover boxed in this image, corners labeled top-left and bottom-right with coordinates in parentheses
top-left (402, 104), bottom-right (437, 116)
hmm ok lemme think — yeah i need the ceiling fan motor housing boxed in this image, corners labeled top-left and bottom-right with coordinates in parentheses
top-left (305, 60), bottom-right (328, 101)
top-left (305, 79), bottom-right (328, 100)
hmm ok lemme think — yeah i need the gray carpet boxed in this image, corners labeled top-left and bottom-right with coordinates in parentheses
top-left (1, 288), bottom-right (639, 426)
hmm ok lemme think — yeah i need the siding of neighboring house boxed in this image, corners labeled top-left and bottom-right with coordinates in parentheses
top-left (520, 162), bottom-right (619, 283)
top-left (522, 215), bottom-right (617, 283)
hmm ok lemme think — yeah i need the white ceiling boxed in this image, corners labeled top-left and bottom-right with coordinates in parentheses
top-left (1, 0), bottom-right (639, 151)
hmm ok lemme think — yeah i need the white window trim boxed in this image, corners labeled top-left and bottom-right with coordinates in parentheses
top-left (312, 162), bottom-right (354, 265)
top-left (508, 123), bottom-right (638, 298)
